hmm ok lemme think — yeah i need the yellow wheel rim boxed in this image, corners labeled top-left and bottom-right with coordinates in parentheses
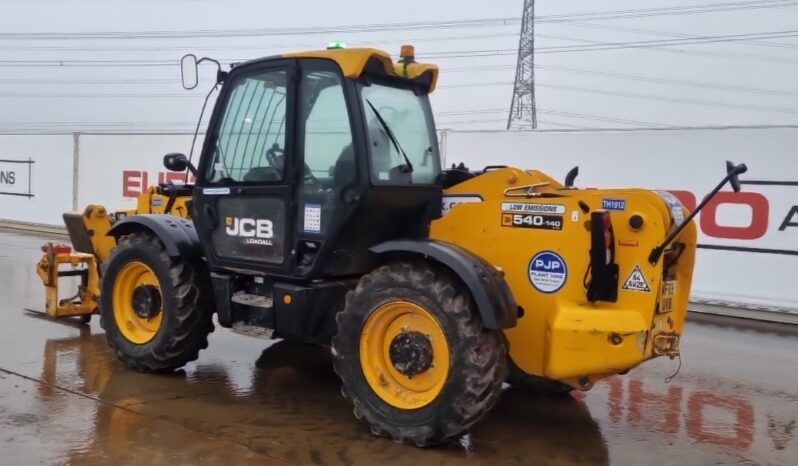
top-left (112, 261), bottom-right (163, 344)
top-left (359, 300), bottom-right (450, 410)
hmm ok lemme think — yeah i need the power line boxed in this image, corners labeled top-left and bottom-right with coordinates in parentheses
top-left (0, 1), bottom-right (794, 41)
top-left (536, 82), bottom-right (798, 114)
top-left (441, 66), bottom-right (798, 98)
top-left (536, 64), bottom-right (798, 97)
top-left (0, 78), bottom-right (176, 85)
top-left (4, 28), bottom-right (798, 68)
top-left (439, 107), bottom-right (669, 127)
top-left (0, 18), bottom-right (522, 41)
top-left (0, 92), bottom-right (202, 98)
top-left (537, 108), bottom-right (670, 127)
top-left (535, 0), bottom-right (798, 24)
top-left (535, 29), bottom-right (798, 53)
top-left (0, 32), bottom-right (520, 53)
top-left (565, 21), bottom-right (798, 50)
top-left (535, 32), bottom-right (798, 64)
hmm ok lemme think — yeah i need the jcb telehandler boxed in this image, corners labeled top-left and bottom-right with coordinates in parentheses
top-left (35, 44), bottom-right (747, 446)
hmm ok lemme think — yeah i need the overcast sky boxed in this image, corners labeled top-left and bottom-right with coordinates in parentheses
top-left (1, 0), bottom-right (797, 133)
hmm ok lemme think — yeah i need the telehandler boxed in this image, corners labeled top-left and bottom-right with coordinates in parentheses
top-left (34, 44), bottom-right (747, 446)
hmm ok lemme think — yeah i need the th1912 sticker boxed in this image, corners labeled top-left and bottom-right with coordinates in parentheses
top-left (528, 250), bottom-right (568, 293)
top-left (602, 198), bottom-right (626, 211)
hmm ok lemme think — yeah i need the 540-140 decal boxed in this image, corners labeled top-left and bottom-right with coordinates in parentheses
top-left (500, 203), bottom-right (565, 231)
top-left (501, 213), bottom-right (563, 231)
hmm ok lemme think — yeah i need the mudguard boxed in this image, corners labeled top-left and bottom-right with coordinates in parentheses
top-left (107, 214), bottom-right (202, 258)
top-left (370, 239), bottom-right (518, 329)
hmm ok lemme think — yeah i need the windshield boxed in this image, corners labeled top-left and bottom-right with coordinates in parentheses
top-left (361, 82), bottom-right (440, 185)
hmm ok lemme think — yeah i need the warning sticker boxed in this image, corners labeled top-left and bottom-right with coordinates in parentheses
top-left (528, 251), bottom-right (568, 293)
top-left (622, 265), bottom-right (651, 292)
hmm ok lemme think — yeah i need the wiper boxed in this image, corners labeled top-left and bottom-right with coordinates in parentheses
top-left (365, 99), bottom-right (413, 173)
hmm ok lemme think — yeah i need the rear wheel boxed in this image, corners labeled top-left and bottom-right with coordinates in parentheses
top-left (100, 232), bottom-right (214, 372)
top-left (332, 261), bottom-right (508, 446)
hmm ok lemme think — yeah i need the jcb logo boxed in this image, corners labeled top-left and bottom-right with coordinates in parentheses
top-left (225, 217), bottom-right (274, 245)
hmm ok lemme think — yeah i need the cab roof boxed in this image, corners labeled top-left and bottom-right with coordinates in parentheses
top-left (281, 47), bottom-right (439, 92)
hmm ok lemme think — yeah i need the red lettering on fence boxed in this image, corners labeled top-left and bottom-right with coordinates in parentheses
top-left (700, 192), bottom-right (769, 240)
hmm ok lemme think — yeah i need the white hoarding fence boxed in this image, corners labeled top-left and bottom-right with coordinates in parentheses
top-left (0, 127), bottom-right (795, 314)
top-left (77, 133), bottom-right (203, 213)
top-left (0, 135), bottom-right (75, 225)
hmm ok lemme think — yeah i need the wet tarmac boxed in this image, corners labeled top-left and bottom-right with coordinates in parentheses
top-left (1, 228), bottom-right (796, 465)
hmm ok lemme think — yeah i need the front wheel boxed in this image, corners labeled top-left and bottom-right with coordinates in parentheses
top-left (332, 261), bottom-right (508, 446)
top-left (100, 232), bottom-right (214, 372)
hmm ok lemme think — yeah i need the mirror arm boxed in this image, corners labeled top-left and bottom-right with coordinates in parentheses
top-left (197, 57), bottom-right (225, 84)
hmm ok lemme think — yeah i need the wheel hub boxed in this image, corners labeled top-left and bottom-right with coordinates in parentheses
top-left (131, 284), bottom-right (162, 319)
top-left (389, 331), bottom-right (433, 377)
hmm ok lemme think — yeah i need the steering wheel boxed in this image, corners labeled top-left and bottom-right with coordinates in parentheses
top-left (266, 142), bottom-right (320, 186)
top-left (303, 164), bottom-right (319, 186)
top-left (266, 143), bottom-right (285, 171)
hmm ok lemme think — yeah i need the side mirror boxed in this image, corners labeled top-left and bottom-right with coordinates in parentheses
top-left (180, 54), bottom-right (199, 90)
top-left (726, 160), bottom-right (748, 193)
top-left (164, 153), bottom-right (191, 173)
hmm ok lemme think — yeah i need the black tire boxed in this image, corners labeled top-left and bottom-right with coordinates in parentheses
top-left (100, 232), bottom-right (214, 372)
top-left (506, 359), bottom-right (574, 396)
top-left (332, 261), bottom-right (508, 446)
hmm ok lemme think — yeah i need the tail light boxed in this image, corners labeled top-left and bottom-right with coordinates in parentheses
top-left (42, 243), bottom-right (72, 255)
top-left (586, 211), bottom-right (619, 302)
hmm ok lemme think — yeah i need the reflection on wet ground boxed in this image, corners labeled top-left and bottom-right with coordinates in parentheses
top-left (1, 229), bottom-right (796, 465)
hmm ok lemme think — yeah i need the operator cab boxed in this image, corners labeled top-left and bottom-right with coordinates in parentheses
top-left (187, 46), bottom-right (442, 280)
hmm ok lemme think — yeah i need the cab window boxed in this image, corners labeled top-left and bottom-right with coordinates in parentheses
top-left (301, 70), bottom-right (355, 190)
top-left (206, 70), bottom-right (288, 183)
top-left (297, 64), bottom-right (355, 237)
top-left (361, 82), bottom-right (439, 185)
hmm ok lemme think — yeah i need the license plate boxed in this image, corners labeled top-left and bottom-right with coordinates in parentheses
top-left (658, 280), bottom-right (676, 313)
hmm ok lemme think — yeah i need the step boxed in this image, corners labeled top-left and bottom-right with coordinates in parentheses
top-left (231, 291), bottom-right (273, 309)
top-left (231, 322), bottom-right (275, 340)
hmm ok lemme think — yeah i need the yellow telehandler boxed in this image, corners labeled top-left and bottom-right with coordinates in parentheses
top-left (34, 44), bottom-right (746, 446)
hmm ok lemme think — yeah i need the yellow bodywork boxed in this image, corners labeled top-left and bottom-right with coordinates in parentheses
top-left (34, 186), bottom-right (191, 319)
top-left (431, 168), bottom-right (696, 388)
top-left (36, 246), bottom-right (99, 318)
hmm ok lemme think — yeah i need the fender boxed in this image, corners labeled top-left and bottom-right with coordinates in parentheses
top-left (370, 239), bottom-right (518, 330)
top-left (107, 214), bottom-right (202, 258)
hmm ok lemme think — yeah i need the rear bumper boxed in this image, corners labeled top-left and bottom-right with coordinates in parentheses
top-left (544, 305), bottom-right (653, 380)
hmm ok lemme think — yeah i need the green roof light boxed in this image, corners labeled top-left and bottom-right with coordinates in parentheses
top-left (327, 40), bottom-right (347, 50)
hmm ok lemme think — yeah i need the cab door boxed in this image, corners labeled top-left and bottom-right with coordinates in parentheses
top-left (193, 60), bottom-right (297, 275)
